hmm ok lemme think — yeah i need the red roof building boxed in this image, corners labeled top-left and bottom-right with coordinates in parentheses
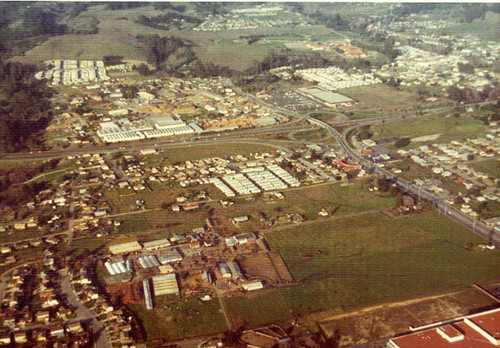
top-left (388, 307), bottom-right (500, 348)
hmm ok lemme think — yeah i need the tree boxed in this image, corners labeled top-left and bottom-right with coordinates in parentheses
top-left (395, 137), bottom-right (411, 148)
top-left (136, 63), bottom-right (151, 76)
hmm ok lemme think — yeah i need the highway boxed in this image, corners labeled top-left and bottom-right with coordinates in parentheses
top-left (0, 86), bottom-right (496, 247)
top-left (307, 116), bottom-right (500, 247)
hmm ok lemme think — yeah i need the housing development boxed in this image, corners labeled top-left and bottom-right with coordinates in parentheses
top-left (0, 2), bottom-right (499, 348)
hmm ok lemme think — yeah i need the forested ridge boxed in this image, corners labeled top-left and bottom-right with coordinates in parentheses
top-left (0, 61), bottom-right (53, 153)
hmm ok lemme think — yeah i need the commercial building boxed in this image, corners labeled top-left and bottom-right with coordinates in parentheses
top-left (387, 307), bottom-right (500, 348)
top-left (158, 249), bottom-right (183, 264)
top-left (138, 255), bottom-right (161, 269)
top-left (297, 87), bottom-right (356, 108)
top-left (143, 279), bottom-right (153, 310)
top-left (242, 280), bottom-right (264, 291)
top-left (152, 274), bottom-right (179, 296)
top-left (109, 241), bottom-right (142, 255)
top-left (104, 261), bottom-right (128, 275)
top-left (143, 239), bottom-right (171, 251)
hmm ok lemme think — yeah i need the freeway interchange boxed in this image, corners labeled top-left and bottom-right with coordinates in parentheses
top-left (1, 98), bottom-right (497, 247)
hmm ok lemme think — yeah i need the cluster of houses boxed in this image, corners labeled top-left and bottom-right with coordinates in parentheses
top-left (69, 267), bottom-right (134, 345)
top-left (0, 265), bottom-right (91, 346)
top-left (395, 131), bottom-right (499, 219)
top-left (194, 5), bottom-right (310, 31)
top-left (367, 12), bottom-right (500, 93)
top-left (378, 45), bottom-right (496, 91)
top-left (296, 66), bottom-right (382, 91)
top-left (167, 149), bottom-right (347, 195)
top-left (35, 59), bottom-right (109, 86)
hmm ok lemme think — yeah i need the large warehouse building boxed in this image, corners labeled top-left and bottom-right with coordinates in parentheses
top-left (152, 274), bottom-right (179, 296)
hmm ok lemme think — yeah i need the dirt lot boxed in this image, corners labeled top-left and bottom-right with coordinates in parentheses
top-left (239, 252), bottom-right (294, 284)
top-left (317, 287), bottom-right (499, 347)
top-left (106, 281), bottom-right (144, 304)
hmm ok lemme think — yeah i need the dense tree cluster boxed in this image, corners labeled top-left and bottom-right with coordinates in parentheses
top-left (0, 160), bottom-right (58, 209)
top-left (104, 2), bottom-right (149, 11)
top-left (138, 35), bottom-right (185, 68)
top-left (447, 84), bottom-right (500, 104)
top-left (22, 7), bottom-right (68, 36)
top-left (152, 3), bottom-right (186, 12)
top-left (0, 61), bottom-right (53, 152)
top-left (136, 13), bottom-right (201, 31)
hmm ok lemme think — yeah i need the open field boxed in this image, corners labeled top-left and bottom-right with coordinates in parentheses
top-left (0, 229), bottom-right (44, 245)
top-left (317, 288), bottom-right (500, 346)
top-left (338, 84), bottom-right (421, 114)
top-left (291, 128), bottom-right (329, 142)
top-left (239, 252), bottom-right (293, 284)
top-left (11, 3), bottom-right (332, 66)
top-left (441, 12), bottom-right (500, 41)
top-left (129, 297), bottom-right (227, 342)
top-left (163, 143), bottom-right (281, 163)
top-left (193, 39), bottom-right (279, 71)
top-left (469, 159), bottom-right (500, 179)
top-left (371, 113), bottom-right (487, 144)
top-left (222, 210), bottom-right (500, 329)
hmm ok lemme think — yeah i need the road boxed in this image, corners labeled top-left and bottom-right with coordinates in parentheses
top-left (59, 269), bottom-right (111, 348)
top-left (307, 116), bottom-right (500, 247)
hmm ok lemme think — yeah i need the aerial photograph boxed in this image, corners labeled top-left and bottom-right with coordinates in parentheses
top-left (0, 1), bottom-right (499, 347)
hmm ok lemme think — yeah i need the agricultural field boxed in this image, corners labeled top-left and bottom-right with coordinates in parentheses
top-left (221, 210), bottom-right (500, 329)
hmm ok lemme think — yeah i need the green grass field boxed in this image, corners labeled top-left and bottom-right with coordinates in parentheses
top-left (469, 159), bottom-right (500, 180)
top-left (223, 210), bottom-right (500, 328)
top-left (129, 297), bottom-right (227, 341)
top-left (292, 128), bottom-right (329, 142)
top-left (338, 84), bottom-right (422, 114)
top-left (0, 229), bottom-right (43, 244)
top-left (371, 114), bottom-right (487, 144)
top-left (163, 143), bottom-right (279, 163)
top-left (441, 12), bottom-right (500, 41)
top-left (193, 40), bottom-right (280, 71)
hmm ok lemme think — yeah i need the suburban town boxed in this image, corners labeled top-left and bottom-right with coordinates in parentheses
top-left (0, 2), bottom-right (499, 348)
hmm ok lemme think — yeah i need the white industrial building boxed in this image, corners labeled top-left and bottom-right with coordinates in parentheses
top-left (208, 177), bottom-right (235, 197)
top-left (242, 280), bottom-right (264, 291)
top-left (143, 125), bottom-right (195, 139)
top-left (104, 261), bottom-right (128, 275)
top-left (138, 255), bottom-right (161, 269)
top-left (152, 274), bottom-right (179, 296)
top-left (143, 279), bottom-right (153, 310)
top-left (158, 249), bottom-right (183, 264)
top-left (109, 241), bottom-right (142, 255)
top-left (143, 239), bottom-right (171, 251)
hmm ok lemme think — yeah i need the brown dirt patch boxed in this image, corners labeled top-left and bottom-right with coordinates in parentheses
top-left (317, 288), bottom-right (500, 346)
top-left (106, 281), bottom-right (143, 304)
top-left (239, 252), bottom-right (294, 284)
